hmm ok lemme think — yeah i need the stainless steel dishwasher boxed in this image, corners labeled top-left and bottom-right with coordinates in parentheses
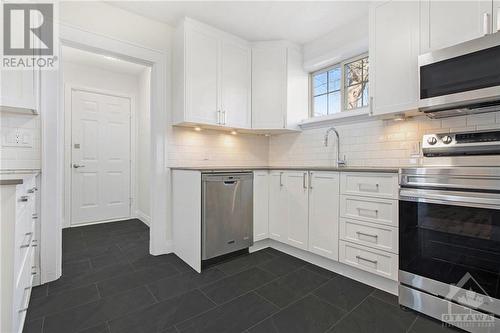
top-left (202, 172), bottom-right (253, 261)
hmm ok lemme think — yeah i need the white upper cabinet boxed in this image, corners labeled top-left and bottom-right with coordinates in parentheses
top-left (308, 172), bottom-right (340, 261)
top-left (420, 0), bottom-right (494, 54)
top-left (173, 18), bottom-right (251, 128)
top-left (369, 0), bottom-right (420, 116)
top-left (221, 40), bottom-right (251, 128)
top-left (0, 69), bottom-right (39, 114)
top-left (251, 42), bottom-right (308, 130)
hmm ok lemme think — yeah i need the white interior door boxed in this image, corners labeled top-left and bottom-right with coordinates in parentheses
top-left (71, 90), bottom-right (131, 225)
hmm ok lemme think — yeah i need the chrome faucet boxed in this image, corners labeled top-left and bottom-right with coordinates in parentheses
top-left (324, 127), bottom-right (346, 167)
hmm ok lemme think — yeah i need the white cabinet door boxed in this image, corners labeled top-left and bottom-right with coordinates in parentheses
top-left (285, 171), bottom-right (309, 250)
top-left (251, 45), bottom-right (286, 129)
top-left (268, 171), bottom-right (287, 242)
top-left (495, 0), bottom-right (500, 34)
top-left (420, 0), bottom-right (493, 54)
top-left (253, 171), bottom-right (269, 242)
top-left (308, 172), bottom-right (340, 260)
top-left (185, 28), bottom-right (219, 125)
top-left (221, 40), bottom-right (251, 128)
top-left (369, 0), bottom-right (420, 116)
top-left (0, 69), bottom-right (38, 112)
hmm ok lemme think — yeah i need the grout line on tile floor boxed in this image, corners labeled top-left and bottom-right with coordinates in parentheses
top-left (144, 284), bottom-right (160, 304)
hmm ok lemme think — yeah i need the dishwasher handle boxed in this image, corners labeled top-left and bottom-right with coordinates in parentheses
top-left (223, 180), bottom-right (237, 185)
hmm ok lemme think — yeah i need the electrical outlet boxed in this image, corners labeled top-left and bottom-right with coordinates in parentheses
top-left (1, 128), bottom-right (33, 147)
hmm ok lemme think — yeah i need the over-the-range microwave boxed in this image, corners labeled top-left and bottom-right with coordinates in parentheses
top-left (418, 32), bottom-right (500, 119)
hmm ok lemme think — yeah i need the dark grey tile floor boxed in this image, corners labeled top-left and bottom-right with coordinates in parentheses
top-left (24, 219), bottom-right (463, 333)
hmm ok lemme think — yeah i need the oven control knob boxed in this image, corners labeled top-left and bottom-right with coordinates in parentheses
top-left (427, 136), bottom-right (438, 145)
top-left (443, 135), bottom-right (453, 144)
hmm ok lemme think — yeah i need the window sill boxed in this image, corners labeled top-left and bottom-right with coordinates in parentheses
top-left (299, 107), bottom-right (370, 129)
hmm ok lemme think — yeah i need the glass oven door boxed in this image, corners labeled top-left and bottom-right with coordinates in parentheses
top-left (399, 190), bottom-right (500, 301)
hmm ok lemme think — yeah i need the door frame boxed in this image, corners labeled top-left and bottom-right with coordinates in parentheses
top-left (63, 84), bottom-right (137, 227)
top-left (40, 23), bottom-right (170, 284)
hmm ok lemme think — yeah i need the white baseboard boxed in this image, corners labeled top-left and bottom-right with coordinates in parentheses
top-left (135, 210), bottom-right (151, 226)
top-left (151, 239), bottom-right (173, 255)
top-left (250, 239), bottom-right (398, 296)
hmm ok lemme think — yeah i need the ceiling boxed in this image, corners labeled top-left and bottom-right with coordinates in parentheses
top-left (108, 1), bottom-right (369, 45)
top-left (62, 46), bottom-right (148, 75)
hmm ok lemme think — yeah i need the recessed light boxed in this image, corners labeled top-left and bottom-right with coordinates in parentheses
top-left (231, 130), bottom-right (237, 135)
top-left (194, 127), bottom-right (201, 131)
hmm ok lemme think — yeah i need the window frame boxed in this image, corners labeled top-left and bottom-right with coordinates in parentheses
top-left (310, 53), bottom-right (369, 119)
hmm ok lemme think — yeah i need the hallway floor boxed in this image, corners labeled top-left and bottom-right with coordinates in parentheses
top-left (24, 220), bottom-right (461, 333)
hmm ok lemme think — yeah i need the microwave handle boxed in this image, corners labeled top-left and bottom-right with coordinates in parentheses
top-left (483, 12), bottom-right (491, 35)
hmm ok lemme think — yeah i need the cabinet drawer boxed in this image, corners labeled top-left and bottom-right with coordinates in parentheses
top-left (340, 218), bottom-right (398, 254)
top-left (340, 173), bottom-right (398, 199)
top-left (340, 195), bottom-right (398, 226)
top-left (13, 247), bottom-right (34, 333)
top-left (339, 240), bottom-right (398, 281)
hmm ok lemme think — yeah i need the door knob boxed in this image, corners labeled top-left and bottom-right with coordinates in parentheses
top-left (73, 164), bottom-right (85, 169)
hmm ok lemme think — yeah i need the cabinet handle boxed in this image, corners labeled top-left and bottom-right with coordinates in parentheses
top-left (358, 183), bottom-right (380, 192)
top-left (356, 255), bottom-right (378, 265)
top-left (216, 110), bottom-right (221, 124)
top-left (357, 207), bottom-right (379, 217)
top-left (19, 195), bottom-right (29, 202)
top-left (483, 13), bottom-right (491, 35)
top-left (303, 172), bottom-right (307, 189)
top-left (356, 231), bottom-right (379, 240)
top-left (18, 307), bottom-right (28, 313)
top-left (309, 172), bottom-right (313, 189)
top-left (279, 172), bottom-right (283, 187)
top-left (369, 96), bottom-right (374, 115)
top-left (222, 110), bottom-right (227, 125)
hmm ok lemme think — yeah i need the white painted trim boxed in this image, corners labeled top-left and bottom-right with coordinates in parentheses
top-left (250, 239), bottom-right (398, 296)
top-left (299, 108), bottom-right (370, 129)
top-left (63, 84), bottom-right (137, 228)
top-left (68, 217), bottom-right (140, 228)
top-left (135, 209), bottom-right (151, 226)
top-left (41, 23), bottom-right (169, 284)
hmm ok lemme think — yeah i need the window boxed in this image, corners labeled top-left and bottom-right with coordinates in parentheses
top-left (311, 55), bottom-right (369, 117)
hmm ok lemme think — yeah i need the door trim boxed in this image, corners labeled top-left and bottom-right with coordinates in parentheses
top-left (64, 85), bottom-right (136, 227)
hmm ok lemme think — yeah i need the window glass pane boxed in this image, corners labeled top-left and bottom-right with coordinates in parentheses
top-left (328, 67), bottom-right (341, 92)
top-left (313, 72), bottom-right (327, 96)
top-left (313, 94), bottom-right (328, 117)
top-left (346, 83), bottom-right (365, 110)
top-left (345, 59), bottom-right (364, 87)
top-left (362, 84), bottom-right (369, 106)
top-left (328, 91), bottom-right (341, 114)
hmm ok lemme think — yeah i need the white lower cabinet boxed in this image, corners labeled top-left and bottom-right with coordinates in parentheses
top-left (268, 171), bottom-right (287, 242)
top-left (1, 174), bottom-right (39, 333)
top-left (308, 172), bottom-right (340, 260)
top-left (339, 240), bottom-right (398, 281)
top-left (285, 172), bottom-right (309, 250)
top-left (253, 171), bottom-right (269, 242)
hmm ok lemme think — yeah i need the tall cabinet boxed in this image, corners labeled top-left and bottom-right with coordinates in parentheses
top-left (0, 69), bottom-right (39, 113)
top-left (173, 18), bottom-right (251, 129)
top-left (369, 0), bottom-right (420, 116)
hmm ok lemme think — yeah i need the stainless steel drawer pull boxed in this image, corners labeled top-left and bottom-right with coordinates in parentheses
top-left (356, 231), bottom-right (379, 239)
top-left (303, 172), bottom-right (307, 189)
top-left (356, 255), bottom-right (378, 265)
top-left (357, 207), bottom-right (379, 216)
top-left (20, 244), bottom-right (30, 248)
top-left (27, 189), bottom-right (35, 193)
top-left (358, 183), bottom-right (379, 191)
top-left (19, 195), bottom-right (29, 202)
top-left (18, 308), bottom-right (28, 313)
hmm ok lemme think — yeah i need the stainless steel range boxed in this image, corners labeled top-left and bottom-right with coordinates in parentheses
top-left (398, 167), bottom-right (500, 332)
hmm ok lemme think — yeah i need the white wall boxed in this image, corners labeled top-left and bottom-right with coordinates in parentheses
top-left (137, 68), bottom-right (151, 223)
top-left (303, 16), bottom-right (369, 72)
top-left (0, 113), bottom-right (41, 170)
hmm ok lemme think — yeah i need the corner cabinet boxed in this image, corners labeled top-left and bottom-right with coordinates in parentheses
top-left (173, 18), bottom-right (251, 129)
top-left (0, 68), bottom-right (39, 114)
top-left (251, 42), bottom-right (308, 131)
top-left (369, 0), bottom-right (420, 117)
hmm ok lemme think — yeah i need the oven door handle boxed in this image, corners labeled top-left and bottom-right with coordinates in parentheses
top-left (399, 189), bottom-right (500, 209)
